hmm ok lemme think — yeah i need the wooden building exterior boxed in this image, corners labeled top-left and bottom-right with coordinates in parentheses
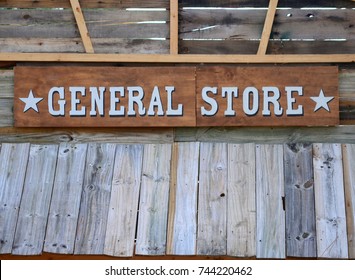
top-left (1, 0), bottom-right (355, 260)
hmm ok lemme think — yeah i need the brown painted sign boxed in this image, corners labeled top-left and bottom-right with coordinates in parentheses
top-left (14, 66), bottom-right (339, 127)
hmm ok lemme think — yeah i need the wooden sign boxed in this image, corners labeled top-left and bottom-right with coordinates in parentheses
top-left (14, 67), bottom-right (196, 127)
top-left (196, 66), bottom-right (339, 126)
top-left (14, 66), bottom-right (339, 127)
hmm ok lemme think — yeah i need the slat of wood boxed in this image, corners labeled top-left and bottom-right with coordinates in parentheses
top-left (313, 143), bottom-right (348, 259)
top-left (0, 143), bottom-right (30, 254)
top-left (12, 144), bottom-right (58, 255)
top-left (197, 143), bottom-right (227, 255)
top-left (135, 144), bottom-right (172, 255)
top-left (256, 144), bottom-right (285, 259)
top-left (0, 99), bottom-right (13, 127)
top-left (0, 71), bottom-right (14, 98)
top-left (104, 144), bottom-right (143, 257)
top-left (0, 38), bottom-right (169, 54)
top-left (257, 0), bottom-right (278, 55)
top-left (70, 0), bottom-right (94, 53)
top-left (167, 142), bottom-right (199, 255)
top-left (342, 144), bottom-right (355, 259)
top-left (2, 0), bottom-right (170, 8)
top-left (0, 10), bottom-right (168, 39)
top-left (227, 143), bottom-right (256, 257)
top-left (284, 143), bottom-right (316, 258)
top-left (74, 143), bottom-right (116, 255)
top-left (170, 0), bottom-right (179, 54)
top-left (43, 143), bottom-right (88, 254)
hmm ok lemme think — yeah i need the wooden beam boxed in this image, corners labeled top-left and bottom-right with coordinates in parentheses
top-left (69, 0), bottom-right (94, 54)
top-left (170, 0), bottom-right (179, 55)
top-left (257, 0), bottom-right (278, 55)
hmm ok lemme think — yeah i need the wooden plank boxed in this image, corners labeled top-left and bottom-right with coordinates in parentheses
top-left (342, 144), bottom-right (355, 259)
top-left (313, 143), bottom-right (348, 258)
top-left (284, 143), bottom-right (316, 258)
top-left (135, 144), bottom-right (172, 255)
top-left (257, 0), bottom-right (278, 55)
top-left (167, 142), bottom-right (199, 255)
top-left (170, 0), bottom-right (179, 55)
top-left (14, 66), bottom-right (196, 128)
top-left (12, 144), bottom-right (58, 255)
top-left (0, 70), bottom-right (14, 98)
top-left (227, 143), bottom-right (256, 257)
top-left (74, 143), bottom-right (116, 255)
top-left (0, 143), bottom-right (30, 254)
top-left (0, 99), bottom-right (13, 127)
top-left (256, 144), bottom-right (285, 259)
top-left (197, 143), bottom-right (227, 255)
top-left (43, 143), bottom-right (88, 254)
top-left (196, 66), bottom-right (339, 127)
top-left (70, 0), bottom-right (94, 53)
top-left (104, 144), bottom-right (143, 257)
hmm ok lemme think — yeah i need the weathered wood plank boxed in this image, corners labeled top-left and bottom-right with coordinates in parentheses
top-left (74, 143), bottom-right (116, 255)
top-left (0, 128), bottom-right (174, 144)
top-left (104, 144), bottom-right (143, 257)
top-left (0, 143), bottom-right (30, 254)
top-left (167, 142), bottom-right (199, 255)
top-left (257, 0), bottom-right (278, 55)
top-left (256, 144), bottom-right (285, 259)
top-left (135, 144), bottom-right (172, 255)
top-left (313, 143), bottom-right (348, 259)
top-left (342, 144), bottom-right (355, 259)
top-left (43, 143), bottom-right (88, 254)
top-left (227, 143), bottom-right (255, 257)
top-left (0, 99), bottom-right (13, 127)
top-left (0, 70), bottom-right (13, 98)
top-left (12, 144), bottom-right (58, 255)
top-left (197, 143), bottom-right (227, 255)
top-left (284, 143), bottom-right (316, 258)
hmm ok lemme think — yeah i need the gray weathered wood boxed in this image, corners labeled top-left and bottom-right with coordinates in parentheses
top-left (0, 99), bottom-right (13, 127)
top-left (12, 144), bottom-right (58, 255)
top-left (313, 143), bottom-right (348, 259)
top-left (342, 144), bottom-right (355, 259)
top-left (284, 143), bottom-right (316, 258)
top-left (0, 71), bottom-right (14, 98)
top-left (197, 143), bottom-right (227, 255)
top-left (104, 144), bottom-right (143, 257)
top-left (227, 143), bottom-right (256, 257)
top-left (256, 144), bottom-right (285, 259)
top-left (167, 142), bottom-right (199, 255)
top-left (43, 143), bottom-right (88, 254)
top-left (0, 143), bottom-right (30, 254)
top-left (135, 144), bottom-right (172, 255)
top-left (74, 143), bottom-right (116, 255)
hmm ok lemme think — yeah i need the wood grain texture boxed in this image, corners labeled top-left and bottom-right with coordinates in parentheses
top-left (104, 144), bottom-right (143, 257)
top-left (284, 143), bottom-right (316, 257)
top-left (74, 143), bottom-right (116, 255)
top-left (12, 144), bottom-right (58, 255)
top-left (135, 144), bottom-right (172, 255)
top-left (167, 142), bottom-right (199, 255)
top-left (44, 143), bottom-right (88, 254)
top-left (256, 144), bottom-right (285, 259)
top-left (0, 143), bottom-right (30, 254)
top-left (341, 144), bottom-right (355, 259)
top-left (227, 143), bottom-right (256, 257)
top-left (197, 143), bottom-right (227, 255)
top-left (313, 143), bottom-right (348, 259)
top-left (257, 0), bottom-right (278, 55)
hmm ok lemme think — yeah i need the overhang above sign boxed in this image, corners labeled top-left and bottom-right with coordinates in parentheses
top-left (14, 66), bottom-right (339, 127)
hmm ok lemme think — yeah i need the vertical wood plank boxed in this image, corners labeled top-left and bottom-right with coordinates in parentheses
top-left (313, 143), bottom-right (348, 259)
top-left (0, 143), bottom-right (30, 254)
top-left (256, 144), bottom-right (285, 259)
top-left (167, 142), bottom-right (199, 255)
top-left (136, 144), bottom-right (172, 255)
top-left (12, 144), bottom-right (58, 255)
top-left (343, 144), bottom-right (355, 259)
top-left (74, 143), bottom-right (116, 255)
top-left (197, 143), bottom-right (227, 255)
top-left (104, 144), bottom-right (143, 257)
top-left (43, 143), bottom-right (88, 254)
top-left (284, 143), bottom-right (317, 258)
top-left (227, 143), bottom-right (256, 257)
top-left (170, 0), bottom-right (179, 54)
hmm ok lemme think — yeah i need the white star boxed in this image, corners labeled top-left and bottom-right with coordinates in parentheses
top-left (19, 90), bottom-right (43, 113)
top-left (310, 89), bottom-right (334, 112)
